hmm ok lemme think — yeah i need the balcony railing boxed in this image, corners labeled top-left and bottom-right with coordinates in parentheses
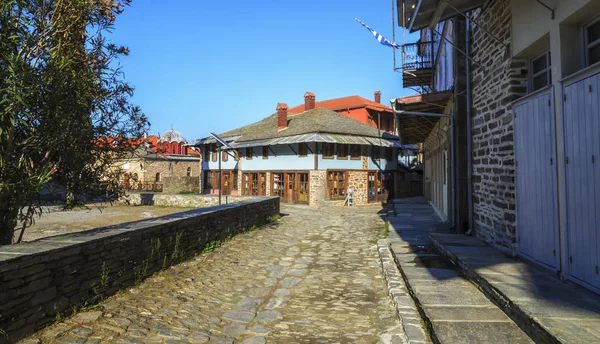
top-left (401, 41), bottom-right (434, 70)
top-left (401, 41), bottom-right (434, 88)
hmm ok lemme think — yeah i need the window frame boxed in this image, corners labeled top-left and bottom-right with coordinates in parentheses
top-left (529, 50), bottom-right (551, 92)
top-left (298, 143), bottom-right (308, 157)
top-left (350, 145), bottom-right (361, 160)
top-left (186, 167), bottom-right (192, 177)
top-left (385, 147), bottom-right (394, 161)
top-left (211, 144), bottom-right (217, 162)
top-left (371, 146), bottom-right (381, 160)
top-left (584, 16), bottom-right (600, 67)
top-left (327, 170), bottom-right (348, 200)
top-left (322, 143), bottom-right (334, 159)
top-left (336, 144), bottom-right (348, 160)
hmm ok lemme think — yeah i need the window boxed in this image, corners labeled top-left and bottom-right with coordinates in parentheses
top-left (371, 146), bottom-right (381, 160)
top-left (350, 145), bottom-right (361, 160)
top-left (211, 144), bottom-right (217, 162)
top-left (222, 150), bottom-right (228, 162)
top-left (298, 143), bottom-right (308, 157)
top-left (385, 148), bottom-right (394, 161)
top-left (186, 167), bottom-right (192, 177)
top-left (246, 147), bottom-right (253, 159)
top-left (262, 146), bottom-right (269, 159)
top-left (336, 144), bottom-right (348, 159)
top-left (204, 147), bottom-right (210, 161)
top-left (327, 171), bottom-right (347, 200)
top-left (322, 143), bottom-right (334, 159)
top-left (530, 51), bottom-right (551, 92)
top-left (155, 173), bottom-right (161, 182)
top-left (585, 18), bottom-right (600, 66)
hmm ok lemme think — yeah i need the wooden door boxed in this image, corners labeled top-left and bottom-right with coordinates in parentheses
top-left (272, 173), bottom-right (285, 200)
top-left (286, 173), bottom-right (296, 203)
top-left (564, 73), bottom-right (600, 288)
top-left (259, 173), bottom-right (266, 196)
top-left (514, 87), bottom-right (559, 270)
top-left (298, 173), bottom-right (309, 204)
top-left (221, 171), bottom-right (231, 195)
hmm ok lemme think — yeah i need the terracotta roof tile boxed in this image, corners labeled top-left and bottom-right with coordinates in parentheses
top-left (288, 95), bottom-right (392, 114)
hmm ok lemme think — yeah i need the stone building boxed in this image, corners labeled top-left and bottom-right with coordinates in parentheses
top-left (119, 129), bottom-right (201, 194)
top-left (393, 0), bottom-right (600, 292)
top-left (193, 103), bottom-right (416, 206)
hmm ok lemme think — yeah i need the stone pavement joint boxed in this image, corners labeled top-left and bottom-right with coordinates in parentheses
top-left (21, 204), bottom-right (404, 343)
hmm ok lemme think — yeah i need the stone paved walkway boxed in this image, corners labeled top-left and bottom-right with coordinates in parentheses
top-left (22, 204), bottom-right (403, 344)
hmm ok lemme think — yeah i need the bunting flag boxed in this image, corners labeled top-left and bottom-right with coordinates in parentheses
top-left (355, 18), bottom-right (399, 49)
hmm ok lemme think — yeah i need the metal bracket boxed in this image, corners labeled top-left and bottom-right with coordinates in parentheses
top-left (535, 0), bottom-right (555, 20)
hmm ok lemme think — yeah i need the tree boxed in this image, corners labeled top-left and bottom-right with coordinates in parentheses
top-left (0, 0), bottom-right (149, 245)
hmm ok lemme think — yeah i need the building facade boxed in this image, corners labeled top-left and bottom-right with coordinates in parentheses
top-left (194, 104), bottom-right (414, 206)
top-left (288, 91), bottom-right (397, 134)
top-left (394, 0), bottom-right (600, 292)
top-left (119, 129), bottom-right (201, 194)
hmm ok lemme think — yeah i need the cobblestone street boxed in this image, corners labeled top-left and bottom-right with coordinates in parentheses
top-left (22, 204), bottom-right (403, 344)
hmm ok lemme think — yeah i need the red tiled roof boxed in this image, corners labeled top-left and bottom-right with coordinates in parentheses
top-left (288, 95), bottom-right (392, 114)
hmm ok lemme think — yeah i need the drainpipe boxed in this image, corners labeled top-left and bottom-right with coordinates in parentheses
top-left (390, 103), bottom-right (455, 229)
top-left (465, 13), bottom-right (474, 235)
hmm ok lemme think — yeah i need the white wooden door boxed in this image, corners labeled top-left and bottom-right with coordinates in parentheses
top-left (563, 72), bottom-right (600, 289)
top-left (514, 87), bottom-right (559, 270)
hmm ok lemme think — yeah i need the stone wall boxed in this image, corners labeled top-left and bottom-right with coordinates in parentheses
top-left (347, 171), bottom-right (368, 205)
top-left (121, 158), bottom-right (200, 184)
top-left (162, 176), bottom-right (200, 194)
top-left (121, 193), bottom-right (254, 207)
top-left (471, 0), bottom-right (527, 254)
top-left (309, 170), bottom-right (326, 206)
top-left (0, 197), bottom-right (279, 342)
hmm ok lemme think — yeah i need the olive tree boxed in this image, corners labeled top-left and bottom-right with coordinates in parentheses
top-left (0, 0), bottom-right (149, 244)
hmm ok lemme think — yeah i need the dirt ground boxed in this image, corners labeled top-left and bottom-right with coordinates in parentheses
top-left (17, 204), bottom-right (194, 243)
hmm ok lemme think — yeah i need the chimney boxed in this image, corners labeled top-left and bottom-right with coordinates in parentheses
top-left (304, 92), bottom-right (316, 111)
top-left (277, 103), bottom-right (288, 131)
top-left (374, 90), bottom-right (381, 103)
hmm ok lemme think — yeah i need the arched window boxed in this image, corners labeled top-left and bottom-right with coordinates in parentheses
top-left (180, 142), bottom-right (186, 155)
top-left (155, 173), bottom-right (161, 182)
top-left (187, 167), bottom-right (192, 177)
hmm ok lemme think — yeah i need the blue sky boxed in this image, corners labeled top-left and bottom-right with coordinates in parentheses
top-left (110, 0), bottom-right (417, 140)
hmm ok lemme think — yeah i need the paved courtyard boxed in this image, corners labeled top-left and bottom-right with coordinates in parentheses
top-left (22, 204), bottom-right (403, 344)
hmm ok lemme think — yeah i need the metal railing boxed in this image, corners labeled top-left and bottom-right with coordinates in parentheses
top-left (401, 41), bottom-right (434, 70)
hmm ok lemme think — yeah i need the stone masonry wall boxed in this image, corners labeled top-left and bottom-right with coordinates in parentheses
top-left (471, 0), bottom-right (527, 254)
top-left (121, 193), bottom-right (254, 207)
top-left (122, 158), bottom-right (200, 184)
top-left (162, 176), bottom-right (200, 194)
top-left (348, 171), bottom-right (368, 205)
top-left (309, 170), bottom-right (326, 206)
top-left (0, 197), bottom-right (279, 342)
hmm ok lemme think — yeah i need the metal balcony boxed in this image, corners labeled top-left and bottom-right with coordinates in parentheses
top-left (401, 41), bottom-right (434, 88)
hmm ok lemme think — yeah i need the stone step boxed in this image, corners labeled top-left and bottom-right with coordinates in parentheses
top-left (430, 233), bottom-right (600, 344)
top-left (389, 241), bottom-right (534, 344)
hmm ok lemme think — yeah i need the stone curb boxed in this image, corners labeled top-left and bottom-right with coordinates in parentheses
top-left (429, 234), bottom-right (559, 344)
top-left (378, 239), bottom-right (431, 344)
